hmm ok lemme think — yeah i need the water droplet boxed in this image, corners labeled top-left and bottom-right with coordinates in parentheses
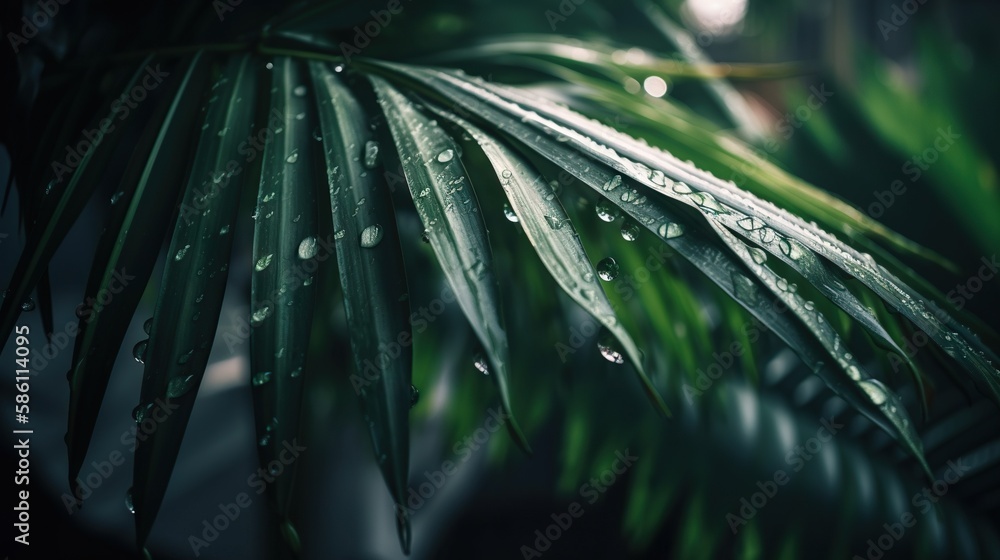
top-left (252, 371), bottom-right (273, 387)
top-left (298, 236), bottom-right (318, 259)
top-left (501, 169), bottom-right (512, 179)
top-left (360, 224), bottom-right (383, 248)
top-left (286, 152), bottom-right (299, 164)
top-left (544, 215), bottom-right (564, 230)
top-left (598, 337), bottom-right (625, 364)
top-left (436, 149), bottom-right (455, 163)
top-left (648, 169), bottom-right (667, 186)
top-left (255, 254), bottom-right (274, 271)
top-left (259, 434), bottom-right (271, 447)
top-left (672, 182), bottom-right (692, 194)
top-left (174, 244), bottom-right (191, 261)
top-left (20, 298), bottom-right (36, 312)
top-left (595, 201), bottom-right (618, 222)
top-left (143, 318), bottom-right (153, 334)
top-left (167, 374), bottom-right (196, 398)
top-left (290, 366), bottom-right (302, 378)
top-left (334, 229), bottom-right (346, 240)
top-left (364, 140), bottom-right (380, 169)
top-left (410, 385), bottom-right (420, 408)
top-left (859, 379), bottom-right (887, 405)
top-left (503, 204), bottom-right (519, 222)
top-left (177, 349), bottom-right (193, 365)
top-left (602, 175), bottom-right (622, 191)
top-left (293, 85), bottom-right (307, 97)
top-left (473, 355), bottom-right (489, 374)
top-left (732, 273), bottom-right (759, 304)
top-left (596, 257), bottom-right (619, 281)
top-left (132, 340), bottom-right (148, 363)
top-left (132, 402), bottom-right (154, 423)
top-left (111, 191), bottom-right (124, 205)
top-left (620, 222), bottom-right (640, 241)
top-left (749, 247), bottom-right (767, 264)
top-left (658, 222), bottom-right (684, 239)
top-left (125, 488), bottom-right (135, 513)
top-left (250, 305), bottom-right (272, 326)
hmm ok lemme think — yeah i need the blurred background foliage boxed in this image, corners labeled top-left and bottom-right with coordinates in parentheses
top-left (2, 0), bottom-right (999, 559)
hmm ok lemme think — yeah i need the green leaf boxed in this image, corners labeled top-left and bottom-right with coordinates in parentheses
top-left (249, 56), bottom-right (319, 517)
top-left (132, 54), bottom-right (259, 547)
top-left (64, 54), bottom-right (212, 497)
top-left (309, 61), bottom-right (413, 553)
top-left (369, 74), bottom-right (532, 453)
top-left (0, 57), bottom-right (156, 350)
top-left (432, 105), bottom-right (670, 416)
top-left (425, 66), bottom-right (1000, 408)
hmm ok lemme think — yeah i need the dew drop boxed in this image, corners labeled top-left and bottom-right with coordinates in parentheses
top-left (598, 337), bottom-right (625, 364)
top-left (595, 201), bottom-right (618, 222)
top-left (132, 340), bottom-right (148, 364)
top-left (293, 85), bottom-right (307, 97)
top-left (596, 257), bottom-right (619, 281)
top-left (602, 175), bottom-right (622, 191)
top-left (409, 385), bottom-right (420, 408)
top-left (219, 225), bottom-right (230, 235)
top-left (285, 152), bottom-right (299, 164)
top-left (749, 247), bottom-right (767, 264)
top-left (360, 224), bottom-right (383, 248)
top-left (658, 222), bottom-right (684, 239)
top-left (125, 488), bottom-right (135, 513)
top-left (436, 149), bottom-right (455, 163)
top-left (250, 305), bottom-right (272, 326)
top-left (255, 254), bottom-right (274, 271)
top-left (20, 298), bottom-right (36, 312)
top-left (620, 222), bottom-right (640, 241)
top-left (544, 215), bottom-right (564, 230)
top-left (111, 191), bottom-right (124, 205)
top-left (252, 371), bottom-right (273, 387)
top-left (174, 244), bottom-right (191, 261)
top-left (298, 236), bottom-right (318, 259)
top-left (132, 402), bottom-right (154, 423)
top-left (364, 140), bottom-right (380, 169)
top-left (143, 317), bottom-right (153, 334)
top-left (473, 355), bottom-right (489, 374)
top-left (166, 374), bottom-right (196, 398)
top-left (859, 379), bottom-right (887, 405)
top-left (503, 204), bottom-right (519, 223)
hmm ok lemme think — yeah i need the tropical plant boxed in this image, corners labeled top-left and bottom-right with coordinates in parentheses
top-left (2, 0), bottom-right (999, 558)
